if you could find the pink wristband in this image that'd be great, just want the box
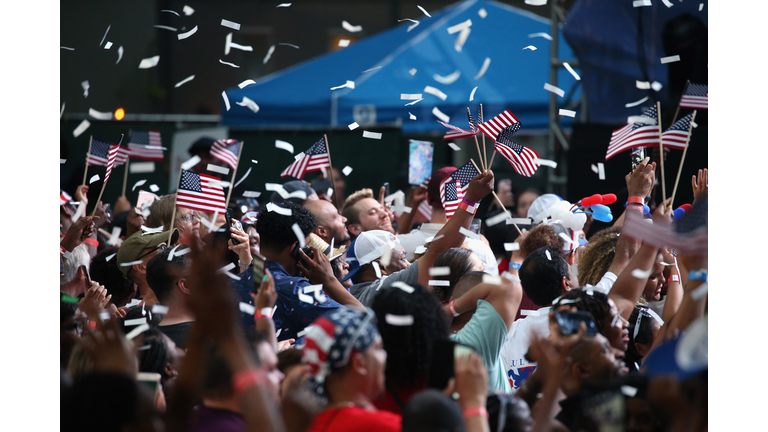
[449,300,460,317]
[463,407,488,419]
[232,369,266,397]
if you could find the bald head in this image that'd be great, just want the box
[303,199,350,245]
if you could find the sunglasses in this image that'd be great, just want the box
[136,242,167,261]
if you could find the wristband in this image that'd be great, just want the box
[232,369,266,397]
[60,245,72,259]
[238,259,252,269]
[627,196,644,205]
[509,262,522,270]
[254,307,273,321]
[688,270,707,282]
[671,274,679,282]
[449,300,460,317]
[462,197,478,207]
[83,238,99,247]
[459,198,479,215]
[462,407,488,419]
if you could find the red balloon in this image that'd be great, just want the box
[581,194,602,207]
[600,194,617,205]
[679,204,692,212]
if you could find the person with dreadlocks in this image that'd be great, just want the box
[370,282,451,414]
[624,305,663,372]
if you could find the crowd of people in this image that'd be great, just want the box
[59,135,708,432]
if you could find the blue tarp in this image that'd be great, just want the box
[221,0,579,133]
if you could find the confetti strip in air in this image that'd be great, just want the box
[660,55,680,64]
[174,75,195,88]
[544,83,564,97]
[429,267,451,276]
[559,109,576,117]
[221,19,241,30]
[362,131,382,139]
[385,314,414,326]
[563,62,581,80]
[177,26,198,40]
[139,56,160,69]
[474,57,491,79]
[73,120,91,137]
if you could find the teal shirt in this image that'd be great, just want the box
[450,299,512,394]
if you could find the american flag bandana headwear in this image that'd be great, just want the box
[302,307,378,398]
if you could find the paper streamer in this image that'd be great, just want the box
[277,3,291,7]
[116,46,124,64]
[151,304,169,314]
[234,167,251,188]
[263,45,275,64]
[559,109,576,117]
[89,174,100,184]
[433,70,461,85]
[485,211,511,227]
[174,75,195,88]
[598,163,605,180]
[338,39,350,47]
[149,184,160,193]
[544,83,564,97]
[362,131,382,139]
[478,8,487,18]
[474,57,491,80]
[348,122,359,130]
[385,314,414,326]
[89,108,113,120]
[342,20,362,32]
[409,112,417,120]
[154,25,177,31]
[239,302,256,315]
[183,5,194,15]
[432,107,450,123]
[331,80,355,90]
[126,323,150,340]
[181,155,201,170]
[139,56,160,69]
[625,96,649,108]
[266,202,292,216]
[221,19,241,30]
[506,217,532,225]
[292,223,306,248]
[177,26,198,40]
[222,91,231,111]
[219,59,240,68]
[660,55,680,64]
[454,28,471,52]
[533,158,558,168]
[429,267,451,276]
[503,242,520,251]
[448,143,461,151]
[401,94,423,100]
[242,191,261,198]
[563,62,581,80]
[621,385,639,397]
[207,164,230,175]
[428,280,450,286]
[238,79,257,89]
[631,268,653,279]
[545,250,552,261]
[459,227,480,240]
[275,140,294,153]
[342,166,353,176]
[482,275,502,285]
[424,86,447,100]
[690,282,708,300]
[392,282,415,294]
[523,45,537,51]
[73,119,91,137]
[469,86,478,101]
[528,32,552,40]
[447,19,472,34]
[130,162,155,173]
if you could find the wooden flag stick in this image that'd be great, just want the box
[670,79,690,125]
[488,148,497,169]
[169,168,183,244]
[224,141,244,210]
[480,104,488,169]
[471,134,486,171]
[90,134,124,217]
[82,136,93,186]
[121,129,132,197]
[469,158,522,235]
[323,134,342,210]
[670,110,697,207]
[656,102,667,205]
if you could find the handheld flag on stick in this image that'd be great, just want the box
[438,120,478,140]
[210,139,242,170]
[90,134,126,217]
[439,161,479,219]
[494,126,539,177]
[128,130,164,161]
[280,137,330,179]
[175,169,227,214]
[669,111,698,206]
[679,83,708,110]
[605,106,659,160]
[661,114,694,150]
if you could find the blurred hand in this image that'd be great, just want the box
[61,216,99,252]
[77,316,138,376]
[653,198,673,221]
[113,195,131,214]
[409,184,429,206]
[126,208,145,238]
[79,281,111,321]
[692,168,708,204]
[296,246,335,285]
[93,201,110,228]
[251,269,277,310]
[465,169,495,203]
[229,219,252,266]
[455,350,488,410]
[75,185,89,206]
[277,339,295,352]
[626,157,656,198]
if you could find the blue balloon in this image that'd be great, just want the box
[672,208,686,221]
[592,212,613,223]
[643,204,650,215]
[590,204,611,214]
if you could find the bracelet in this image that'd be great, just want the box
[83,238,99,247]
[462,197,478,207]
[671,275,679,282]
[60,245,72,259]
[232,368,266,397]
[509,262,522,270]
[462,406,488,419]
[449,299,460,317]
[688,270,707,282]
[253,307,273,321]
[459,198,479,215]
[627,196,644,205]
[238,259,252,269]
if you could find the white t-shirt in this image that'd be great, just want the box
[397,223,499,276]
[499,307,551,390]
[593,271,618,293]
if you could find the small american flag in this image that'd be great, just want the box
[605,106,660,161]
[176,169,227,214]
[679,83,707,109]
[210,139,242,170]
[87,138,129,167]
[661,114,693,150]
[440,161,479,218]
[468,108,479,134]
[478,109,521,140]
[495,126,540,177]
[438,121,478,140]
[280,137,330,179]
[128,130,164,161]
[416,199,432,221]
[103,143,122,185]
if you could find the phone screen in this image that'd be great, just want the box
[555,311,599,336]
[80,265,92,289]
[252,255,265,291]
[427,339,455,390]
[630,147,646,170]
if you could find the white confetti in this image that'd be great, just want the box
[277,3,292,7]
[545,250,552,261]
[138,55,160,69]
[459,227,479,240]
[81,81,90,98]
[429,267,451,276]
[598,163,605,180]
[348,122,359,130]
[372,261,382,278]
[219,59,240,68]
[651,81,663,91]
[221,91,231,111]
[362,131,382,139]
[405,99,423,106]
[338,39,350,47]
[385,314,414,326]
[182,5,194,15]
[130,162,155,173]
[107,227,122,246]
[242,191,261,198]
[234,167,252,188]
[428,280,450,286]
[99,24,111,47]
[239,302,256,315]
[469,86,478,101]
[379,242,393,267]
[636,81,651,89]
[544,83,565,97]
[126,323,150,340]
[563,62,581,80]
[181,155,201,170]
[236,96,259,113]
[486,211,511,226]
[105,253,116,262]
[506,217,531,225]
[217,262,237,274]
[221,19,241,30]
[632,0,652,6]
[149,184,160,193]
[88,108,112,120]
[447,19,472,34]
[591,164,598,173]
[525,0,548,5]
[362,66,382,73]
[409,68,417,76]
[690,282,708,300]
[559,109,576,117]
[154,25,177,32]
[292,223,306,247]
[61,46,74,50]
[266,202,292,216]
[151,304,169,315]
[474,57,491,80]
[207,164,230,175]
[504,242,520,251]
[454,28,471,52]
[621,385,638,397]
[342,20,362,32]
[177,25,198,40]
[140,225,164,235]
[60,158,66,164]
[478,8,487,18]
[523,45,537,51]
[417,5,431,17]
[482,275,502,285]
[131,179,147,192]
[631,267,653,279]
[303,284,323,294]
[326,188,333,198]
[263,45,275,64]
[104,41,113,49]
[533,158,557,168]
[625,96,649,108]
[424,86,447,101]
[342,166,353,176]
[88,174,100,184]
[501,271,520,283]
[161,9,179,16]
[433,70,461,85]
[330,80,355,90]
[401,94,423,100]
[409,112,416,120]
[432,107,450,123]
[174,75,195,88]
[698,3,703,11]
[279,43,299,49]
[528,32,552,40]
[114,46,124,65]
[392,282,415,294]
[628,115,656,125]
[448,142,461,151]
[521,310,540,316]
[415,245,428,255]
[60,103,65,118]
[660,55,680,64]
[236,80,257,90]
[71,202,86,222]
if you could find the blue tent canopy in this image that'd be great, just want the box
[221,0,579,133]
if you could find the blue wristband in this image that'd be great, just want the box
[688,270,707,282]
[509,262,522,270]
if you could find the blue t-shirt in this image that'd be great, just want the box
[266,260,342,341]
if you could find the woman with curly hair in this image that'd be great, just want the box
[576,226,621,286]
[371,282,450,415]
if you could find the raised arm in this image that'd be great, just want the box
[396,183,428,234]
[444,277,522,331]
[417,169,495,286]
